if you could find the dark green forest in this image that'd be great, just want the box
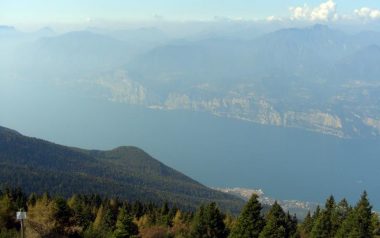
[0,188,378,238]
[0,126,243,213]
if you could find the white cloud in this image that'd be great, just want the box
[289,4,310,20]
[354,7,380,20]
[310,0,338,21]
[289,0,338,22]
[288,0,380,23]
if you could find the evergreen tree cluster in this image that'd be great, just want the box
[229,195,298,238]
[301,191,380,238]
[0,187,378,238]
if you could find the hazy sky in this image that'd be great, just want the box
[1,0,380,28]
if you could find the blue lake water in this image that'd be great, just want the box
[1,79,380,208]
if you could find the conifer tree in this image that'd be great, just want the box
[27,195,57,236]
[313,205,321,221]
[28,192,37,206]
[335,208,357,238]
[302,211,314,234]
[159,201,171,226]
[168,206,178,225]
[310,195,335,238]
[371,213,380,236]
[224,213,236,234]
[173,210,184,227]
[310,212,330,238]
[335,192,374,238]
[103,204,117,230]
[205,202,228,238]
[10,187,27,210]
[89,204,112,237]
[259,202,287,238]
[68,194,92,228]
[161,202,169,215]
[332,198,351,235]
[192,205,207,237]
[285,212,299,238]
[112,206,138,238]
[53,197,71,233]
[351,191,373,237]
[93,204,105,231]
[132,201,144,219]
[229,194,264,238]
[192,203,228,238]
[0,194,15,229]
[336,198,351,223]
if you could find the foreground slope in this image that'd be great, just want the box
[0,126,243,212]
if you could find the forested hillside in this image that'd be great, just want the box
[0,126,243,212]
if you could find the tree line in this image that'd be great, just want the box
[0,187,378,238]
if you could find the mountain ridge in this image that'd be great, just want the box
[0,125,244,212]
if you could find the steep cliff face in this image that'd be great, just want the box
[92,74,366,138]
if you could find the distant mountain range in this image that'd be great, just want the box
[117,24,380,138]
[2,24,380,138]
[0,126,244,212]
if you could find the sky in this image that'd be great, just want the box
[1,0,380,29]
